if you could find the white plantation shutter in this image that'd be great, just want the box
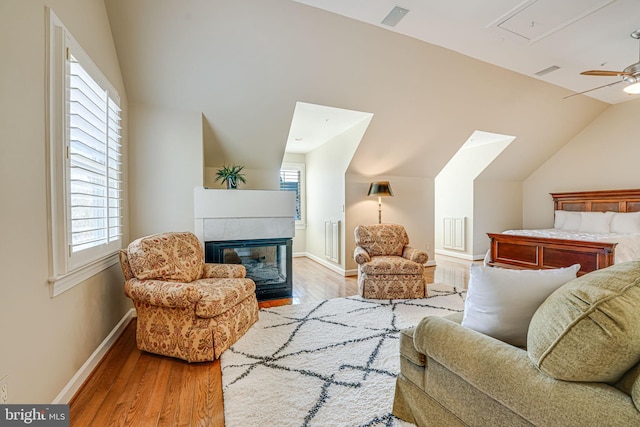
[279,168,300,220]
[280,163,305,227]
[68,53,122,253]
[46,8,124,296]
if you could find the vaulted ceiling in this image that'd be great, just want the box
[105,0,609,181]
[294,0,640,104]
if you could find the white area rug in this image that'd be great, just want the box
[221,283,465,427]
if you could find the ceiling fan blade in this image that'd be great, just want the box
[580,70,631,77]
[563,80,624,99]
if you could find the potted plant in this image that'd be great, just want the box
[214,164,246,189]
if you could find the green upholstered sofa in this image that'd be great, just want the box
[393,261,640,426]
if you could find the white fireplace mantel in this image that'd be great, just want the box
[194,186,296,242]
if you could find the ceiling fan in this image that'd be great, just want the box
[565,29,640,99]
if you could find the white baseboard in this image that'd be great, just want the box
[53,308,137,404]
[304,252,347,276]
[435,249,486,261]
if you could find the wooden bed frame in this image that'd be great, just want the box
[487,189,640,275]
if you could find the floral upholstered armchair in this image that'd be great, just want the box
[119,231,259,362]
[354,224,428,299]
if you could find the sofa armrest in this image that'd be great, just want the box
[124,278,200,307]
[413,316,640,426]
[354,246,370,264]
[402,246,428,264]
[202,263,246,279]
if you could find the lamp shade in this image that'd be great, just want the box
[368,181,394,197]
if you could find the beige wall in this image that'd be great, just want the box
[473,180,522,257]
[129,104,203,239]
[523,98,640,227]
[345,175,434,273]
[0,0,130,403]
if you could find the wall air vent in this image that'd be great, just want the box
[382,6,409,27]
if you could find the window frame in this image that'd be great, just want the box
[46,9,123,297]
[280,163,306,229]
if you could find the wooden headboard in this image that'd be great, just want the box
[552,189,640,213]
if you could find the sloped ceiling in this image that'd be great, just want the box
[105,0,608,181]
[293,0,640,105]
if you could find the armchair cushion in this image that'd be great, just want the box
[528,261,640,383]
[359,256,423,275]
[194,278,257,317]
[127,231,204,282]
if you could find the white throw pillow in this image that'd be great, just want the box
[461,264,580,346]
[610,212,640,234]
[578,211,613,234]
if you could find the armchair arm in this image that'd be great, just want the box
[124,278,200,308]
[402,246,428,264]
[202,263,246,279]
[354,246,371,265]
[413,316,639,426]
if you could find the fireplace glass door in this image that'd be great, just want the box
[205,238,292,301]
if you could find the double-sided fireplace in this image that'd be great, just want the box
[194,187,296,302]
[205,238,292,301]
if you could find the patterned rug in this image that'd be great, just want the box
[220,283,465,427]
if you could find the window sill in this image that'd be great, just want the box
[48,252,120,297]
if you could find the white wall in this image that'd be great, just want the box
[0,0,131,403]
[434,139,512,259]
[524,99,640,228]
[129,104,203,239]
[282,152,307,255]
[306,121,368,270]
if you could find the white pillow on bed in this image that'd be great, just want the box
[462,264,580,347]
[610,212,640,234]
[578,211,614,233]
[560,212,581,231]
[553,210,566,229]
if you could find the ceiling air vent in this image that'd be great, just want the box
[535,65,561,76]
[381,6,409,27]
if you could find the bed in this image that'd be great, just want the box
[487,189,640,275]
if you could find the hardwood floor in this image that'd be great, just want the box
[69,256,471,426]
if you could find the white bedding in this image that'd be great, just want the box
[500,228,640,264]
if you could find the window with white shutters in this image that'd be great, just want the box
[280,163,305,228]
[68,53,122,254]
[47,9,123,296]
